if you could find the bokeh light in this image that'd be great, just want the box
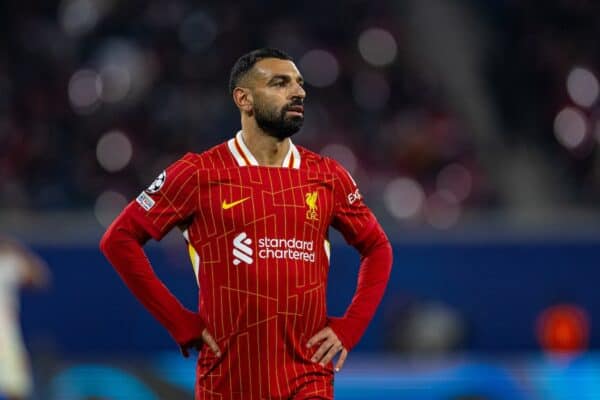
[68,69,101,113]
[96,130,133,172]
[352,71,390,111]
[436,163,472,202]
[424,191,461,229]
[94,190,128,228]
[566,67,599,108]
[393,302,465,353]
[553,107,588,150]
[178,11,218,53]
[98,65,131,103]
[595,121,600,144]
[384,177,425,219]
[320,144,358,174]
[94,39,157,103]
[536,304,589,355]
[299,49,340,88]
[358,28,397,67]
[59,0,100,36]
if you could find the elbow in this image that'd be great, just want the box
[384,239,393,272]
[357,223,393,259]
[100,216,123,258]
[99,209,132,257]
[374,236,393,274]
[99,212,149,259]
[383,234,392,257]
[99,227,114,258]
[372,232,394,278]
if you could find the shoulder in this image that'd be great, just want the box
[155,141,230,187]
[298,145,353,179]
[297,145,337,174]
[296,145,321,162]
[179,141,235,170]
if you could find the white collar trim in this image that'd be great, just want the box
[227,130,301,169]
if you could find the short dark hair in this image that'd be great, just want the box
[228,48,293,95]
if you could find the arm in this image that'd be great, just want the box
[307,223,392,370]
[99,206,205,348]
[99,154,220,356]
[327,222,393,350]
[307,159,393,370]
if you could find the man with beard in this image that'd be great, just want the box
[100,48,393,399]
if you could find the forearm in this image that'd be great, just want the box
[328,223,393,350]
[99,212,204,345]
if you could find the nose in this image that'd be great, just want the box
[292,82,306,100]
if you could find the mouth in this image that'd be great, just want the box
[286,105,304,116]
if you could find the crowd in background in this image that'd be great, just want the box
[2,3,600,398]
[1,0,600,230]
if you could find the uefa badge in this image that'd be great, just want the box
[146,171,166,193]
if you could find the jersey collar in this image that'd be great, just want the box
[227,130,301,169]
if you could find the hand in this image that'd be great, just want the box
[180,328,221,358]
[306,327,348,372]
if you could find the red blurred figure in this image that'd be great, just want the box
[536,303,589,356]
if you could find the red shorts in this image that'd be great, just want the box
[292,377,333,399]
[195,374,334,399]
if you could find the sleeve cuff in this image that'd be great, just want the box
[327,316,355,350]
[171,310,206,346]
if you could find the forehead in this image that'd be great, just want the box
[252,58,302,81]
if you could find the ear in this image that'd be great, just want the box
[233,87,253,113]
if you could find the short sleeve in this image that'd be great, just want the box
[330,159,378,245]
[128,153,199,241]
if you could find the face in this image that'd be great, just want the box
[248,58,306,139]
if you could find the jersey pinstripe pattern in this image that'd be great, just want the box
[129,132,377,400]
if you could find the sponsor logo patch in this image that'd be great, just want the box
[232,232,316,266]
[233,232,253,266]
[136,191,156,211]
[347,188,362,205]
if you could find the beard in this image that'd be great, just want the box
[253,98,304,140]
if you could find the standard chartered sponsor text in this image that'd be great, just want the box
[257,237,315,262]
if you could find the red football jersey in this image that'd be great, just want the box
[129,131,378,399]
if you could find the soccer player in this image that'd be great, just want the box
[100,48,393,400]
[0,238,49,400]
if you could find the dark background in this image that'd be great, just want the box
[3,0,600,398]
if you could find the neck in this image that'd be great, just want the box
[240,119,290,167]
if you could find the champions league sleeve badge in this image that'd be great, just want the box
[146,170,166,194]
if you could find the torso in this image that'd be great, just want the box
[186,143,338,398]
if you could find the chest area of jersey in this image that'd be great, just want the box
[196,168,334,238]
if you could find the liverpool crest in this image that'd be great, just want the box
[305,191,319,221]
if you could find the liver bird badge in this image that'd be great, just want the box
[305,191,319,221]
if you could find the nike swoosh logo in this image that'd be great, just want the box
[222,197,250,210]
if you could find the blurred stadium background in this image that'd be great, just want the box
[2,0,600,398]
